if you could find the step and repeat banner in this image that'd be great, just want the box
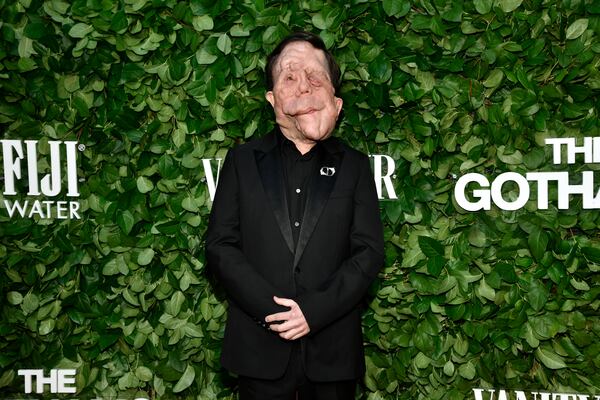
[1,1,599,399]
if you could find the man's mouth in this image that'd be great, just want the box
[293,108,318,116]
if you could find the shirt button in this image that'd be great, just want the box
[294,221,300,227]
[296,188,301,193]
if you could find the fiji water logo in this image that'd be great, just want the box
[1,139,82,219]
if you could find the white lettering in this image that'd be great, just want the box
[18,369,38,394]
[3,200,81,219]
[490,172,530,211]
[4,200,28,217]
[57,369,77,394]
[65,141,80,196]
[70,201,81,219]
[525,172,562,209]
[514,391,528,400]
[40,140,62,196]
[1,139,23,195]
[456,171,600,211]
[454,173,490,211]
[25,140,40,195]
[473,389,598,400]
[545,137,600,164]
[202,158,222,202]
[56,201,68,219]
[371,154,398,200]
[27,200,45,218]
[17,369,76,394]
[1,139,80,199]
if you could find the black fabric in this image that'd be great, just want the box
[238,343,356,400]
[206,129,384,381]
[279,133,321,246]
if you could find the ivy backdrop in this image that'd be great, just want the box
[1,0,599,399]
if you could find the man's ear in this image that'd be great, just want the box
[335,97,343,117]
[265,91,275,108]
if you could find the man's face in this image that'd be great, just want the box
[266,41,343,148]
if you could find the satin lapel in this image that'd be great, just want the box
[293,148,344,268]
[255,145,295,254]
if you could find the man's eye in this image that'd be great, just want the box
[286,75,295,81]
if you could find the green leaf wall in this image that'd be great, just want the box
[1,0,599,399]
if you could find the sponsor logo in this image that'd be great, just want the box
[455,137,600,211]
[8,369,148,400]
[200,154,399,201]
[473,388,600,400]
[1,140,82,219]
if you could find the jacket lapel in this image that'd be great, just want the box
[293,139,344,268]
[255,132,295,254]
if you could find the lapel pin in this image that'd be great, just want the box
[320,167,335,177]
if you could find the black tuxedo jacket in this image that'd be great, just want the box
[205,129,384,381]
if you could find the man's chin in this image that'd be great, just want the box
[297,127,331,142]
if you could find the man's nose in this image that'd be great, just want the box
[296,75,311,95]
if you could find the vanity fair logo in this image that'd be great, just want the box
[473,388,600,400]
[200,154,399,201]
[1,140,82,219]
[455,137,600,211]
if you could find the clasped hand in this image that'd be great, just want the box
[265,296,310,340]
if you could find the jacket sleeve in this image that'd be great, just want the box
[205,149,286,322]
[295,154,384,333]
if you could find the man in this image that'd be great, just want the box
[205,31,384,400]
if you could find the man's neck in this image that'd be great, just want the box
[279,129,324,155]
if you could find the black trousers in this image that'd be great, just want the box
[238,343,357,400]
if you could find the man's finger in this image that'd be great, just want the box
[273,296,295,307]
[265,311,291,323]
[270,314,305,330]
[280,327,308,341]
[279,328,300,340]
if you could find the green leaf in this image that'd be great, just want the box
[117,211,135,235]
[68,22,93,38]
[63,75,80,92]
[192,15,214,31]
[566,19,588,40]
[527,279,548,311]
[173,364,195,393]
[528,227,548,261]
[39,319,55,335]
[427,256,446,277]
[570,277,590,291]
[483,69,504,88]
[581,246,600,263]
[167,291,185,316]
[368,54,393,84]
[418,236,444,257]
[217,34,232,55]
[7,292,23,305]
[473,0,492,14]
[22,293,39,314]
[476,279,496,301]
[136,176,154,193]
[458,361,476,379]
[196,49,218,65]
[443,360,455,376]
[499,0,523,12]
[135,366,153,382]
[110,10,128,32]
[535,347,567,369]
[382,0,410,17]
[137,248,155,266]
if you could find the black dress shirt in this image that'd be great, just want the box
[279,133,321,247]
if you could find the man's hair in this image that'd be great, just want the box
[265,31,342,96]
